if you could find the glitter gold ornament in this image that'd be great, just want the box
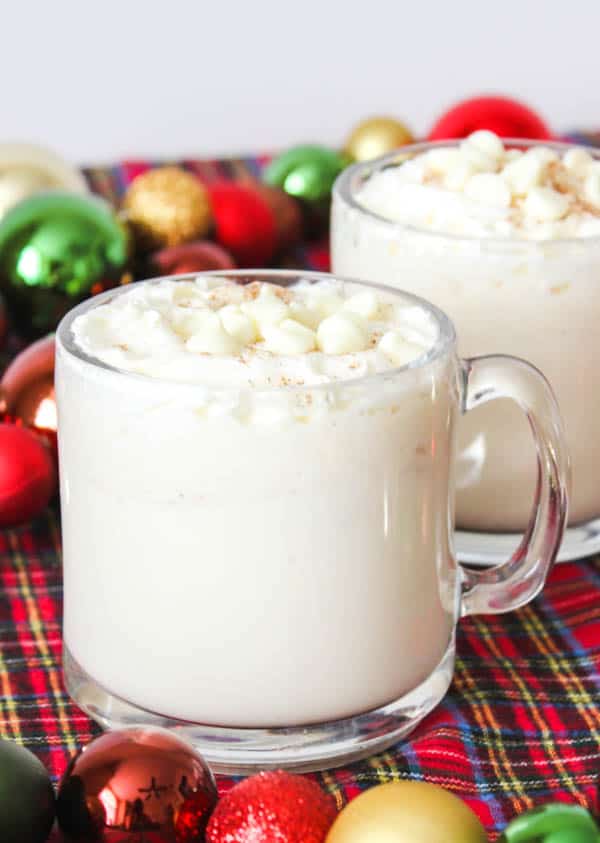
[56,727,218,842]
[343,116,415,162]
[123,166,212,251]
[325,781,487,843]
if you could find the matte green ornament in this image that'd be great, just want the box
[0,738,55,843]
[499,804,600,843]
[263,145,348,203]
[0,191,129,336]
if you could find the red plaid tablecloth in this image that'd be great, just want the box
[1,149,599,840]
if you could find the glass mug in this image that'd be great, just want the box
[332,140,599,563]
[56,270,569,773]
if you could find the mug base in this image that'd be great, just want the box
[63,640,455,774]
[456,517,600,567]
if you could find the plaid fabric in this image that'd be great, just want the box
[0,149,599,841]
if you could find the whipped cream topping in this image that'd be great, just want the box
[356,131,600,239]
[70,277,437,388]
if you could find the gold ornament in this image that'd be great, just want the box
[343,116,415,162]
[123,166,212,250]
[325,781,488,843]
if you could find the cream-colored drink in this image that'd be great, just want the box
[57,276,458,727]
[332,133,600,530]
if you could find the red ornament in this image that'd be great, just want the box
[249,181,304,253]
[0,335,57,456]
[428,95,553,141]
[206,770,336,843]
[0,424,55,528]
[56,727,218,842]
[208,182,277,266]
[150,241,236,276]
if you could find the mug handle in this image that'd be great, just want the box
[459,355,570,617]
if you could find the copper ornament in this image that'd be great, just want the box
[0,334,56,453]
[56,727,218,842]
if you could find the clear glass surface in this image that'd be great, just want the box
[332,140,600,561]
[57,270,569,771]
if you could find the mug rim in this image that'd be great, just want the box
[333,137,600,248]
[56,269,457,395]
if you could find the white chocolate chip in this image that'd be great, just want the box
[522,186,570,222]
[582,162,600,208]
[186,311,243,354]
[261,318,317,354]
[241,287,289,337]
[563,147,594,175]
[502,150,547,194]
[443,159,475,191]
[343,290,379,320]
[219,305,257,345]
[423,147,463,175]
[461,131,505,169]
[459,132,505,174]
[464,173,511,207]
[317,312,368,354]
[378,331,425,366]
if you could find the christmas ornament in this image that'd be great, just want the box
[0,292,6,346]
[343,116,415,161]
[264,145,348,204]
[428,95,552,141]
[150,241,236,276]
[0,335,56,454]
[123,166,212,251]
[56,726,217,842]
[0,424,55,528]
[208,182,277,266]
[498,803,600,843]
[249,181,304,253]
[325,781,487,843]
[206,770,336,843]
[0,738,55,843]
[0,141,88,221]
[0,192,129,336]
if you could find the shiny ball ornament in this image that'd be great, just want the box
[0,335,56,454]
[206,770,336,843]
[343,116,415,162]
[208,182,277,266]
[123,166,212,251]
[428,95,552,141]
[0,738,55,843]
[264,145,348,204]
[0,424,55,528]
[56,727,218,842]
[498,803,600,843]
[250,181,304,253]
[150,240,236,276]
[0,192,129,336]
[325,781,487,843]
[0,141,89,221]
[0,292,6,346]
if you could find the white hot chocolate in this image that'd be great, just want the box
[57,276,459,727]
[332,133,600,530]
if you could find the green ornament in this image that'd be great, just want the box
[0,191,129,336]
[263,145,348,203]
[0,738,55,843]
[499,804,600,843]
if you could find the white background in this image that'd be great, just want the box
[3,0,599,164]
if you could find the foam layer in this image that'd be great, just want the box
[71,277,437,387]
[356,132,600,239]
